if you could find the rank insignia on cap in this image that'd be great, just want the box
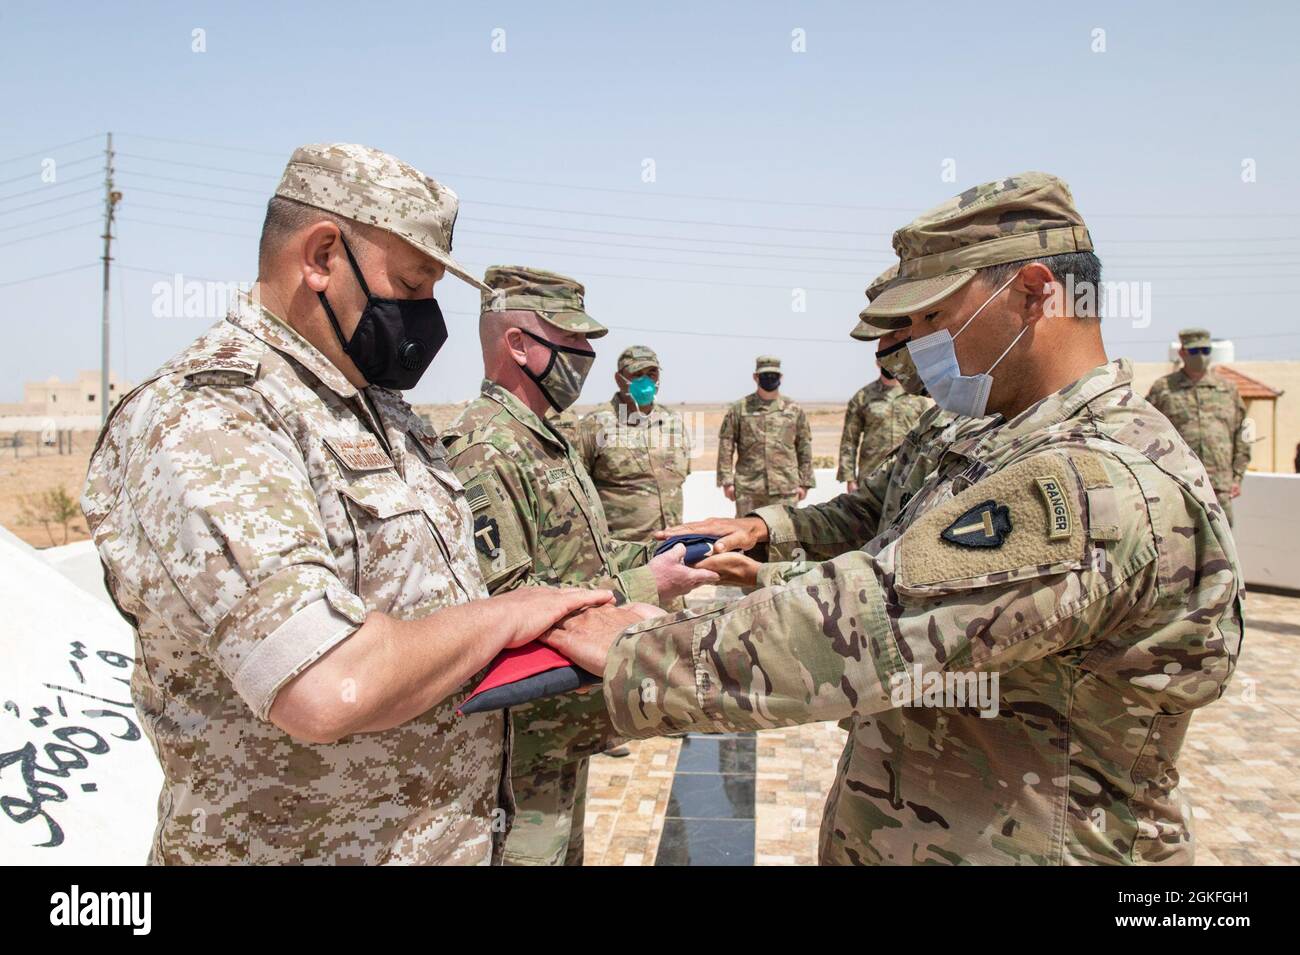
[473,515,501,558]
[941,500,1012,548]
[1035,477,1072,540]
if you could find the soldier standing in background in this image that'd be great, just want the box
[837,358,932,493]
[1146,328,1250,524]
[80,144,614,865]
[577,345,691,547]
[717,356,814,517]
[442,266,713,866]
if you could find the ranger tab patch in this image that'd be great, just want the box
[941,500,1012,549]
[1035,476,1072,540]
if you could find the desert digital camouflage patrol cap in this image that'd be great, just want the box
[1179,327,1212,347]
[274,143,487,291]
[480,265,607,338]
[618,345,659,375]
[755,355,781,373]
[863,172,1094,319]
[851,263,905,340]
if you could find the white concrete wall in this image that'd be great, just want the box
[682,468,846,522]
[1235,473,1300,592]
[0,531,161,864]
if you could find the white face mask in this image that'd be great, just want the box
[906,273,1024,418]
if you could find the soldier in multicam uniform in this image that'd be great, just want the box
[544,173,1244,866]
[576,345,692,547]
[442,267,713,866]
[837,363,931,493]
[717,356,815,517]
[80,144,614,865]
[1146,328,1251,524]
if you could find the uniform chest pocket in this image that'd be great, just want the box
[336,470,437,601]
[770,413,797,447]
[739,413,767,445]
[599,445,645,483]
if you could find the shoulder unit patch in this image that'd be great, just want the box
[940,500,1012,549]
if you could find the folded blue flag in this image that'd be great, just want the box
[653,534,720,565]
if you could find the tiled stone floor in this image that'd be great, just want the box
[585,589,1299,865]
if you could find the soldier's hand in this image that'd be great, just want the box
[795,487,808,502]
[694,551,761,588]
[493,586,617,649]
[723,483,736,501]
[648,543,719,601]
[846,481,858,494]
[542,603,665,676]
[655,516,768,555]
[1230,482,1242,499]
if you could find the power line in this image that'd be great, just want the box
[0,133,104,167]
[120,185,265,208]
[0,169,104,203]
[0,262,98,289]
[116,132,285,159]
[0,219,100,249]
[462,198,894,236]
[116,168,269,195]
[0,153,100,188]
[116,152,277,179]
[0,186,101,217]
[0,202,102,233]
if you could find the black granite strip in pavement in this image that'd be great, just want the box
[655,733,756,866]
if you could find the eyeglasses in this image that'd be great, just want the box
[1186,346,1212,355]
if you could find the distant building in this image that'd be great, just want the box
[23,371,133,416]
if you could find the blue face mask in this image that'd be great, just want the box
[907,273,1022,418]
[627,374,657,408]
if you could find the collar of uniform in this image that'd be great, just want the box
[748,391,783,411]
[481,378,564,447]
[609,392,660,417]
[955,359,1133,461]
[1172,368,1222,390]
[226,296,358,398]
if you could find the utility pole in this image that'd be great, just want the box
[100,132,122,425]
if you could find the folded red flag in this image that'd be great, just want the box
[457,643,598,715]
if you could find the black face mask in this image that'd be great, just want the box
[317,235,447,390]
[757,372,782,392]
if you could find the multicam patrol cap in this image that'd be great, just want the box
[480,265,607,338]
[274,143,487,291]
[755,355,782,373]
[618,345,660,375]
[862,172,1094,319]
[1179,327,1213,348]
[851,263,903,340]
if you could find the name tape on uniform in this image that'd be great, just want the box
[325,435,393,472]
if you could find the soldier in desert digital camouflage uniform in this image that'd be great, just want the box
[1146,328,1251,524]
[576,345,692,547]
[442,267,712,866]
[717,356,814,517]
[80,144,612,865]
[546,173,1244,866]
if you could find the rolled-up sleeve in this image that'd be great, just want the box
[123,384,367,720]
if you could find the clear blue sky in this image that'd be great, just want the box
[1,0,1297,406]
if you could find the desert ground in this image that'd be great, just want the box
[0,400,851,549]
